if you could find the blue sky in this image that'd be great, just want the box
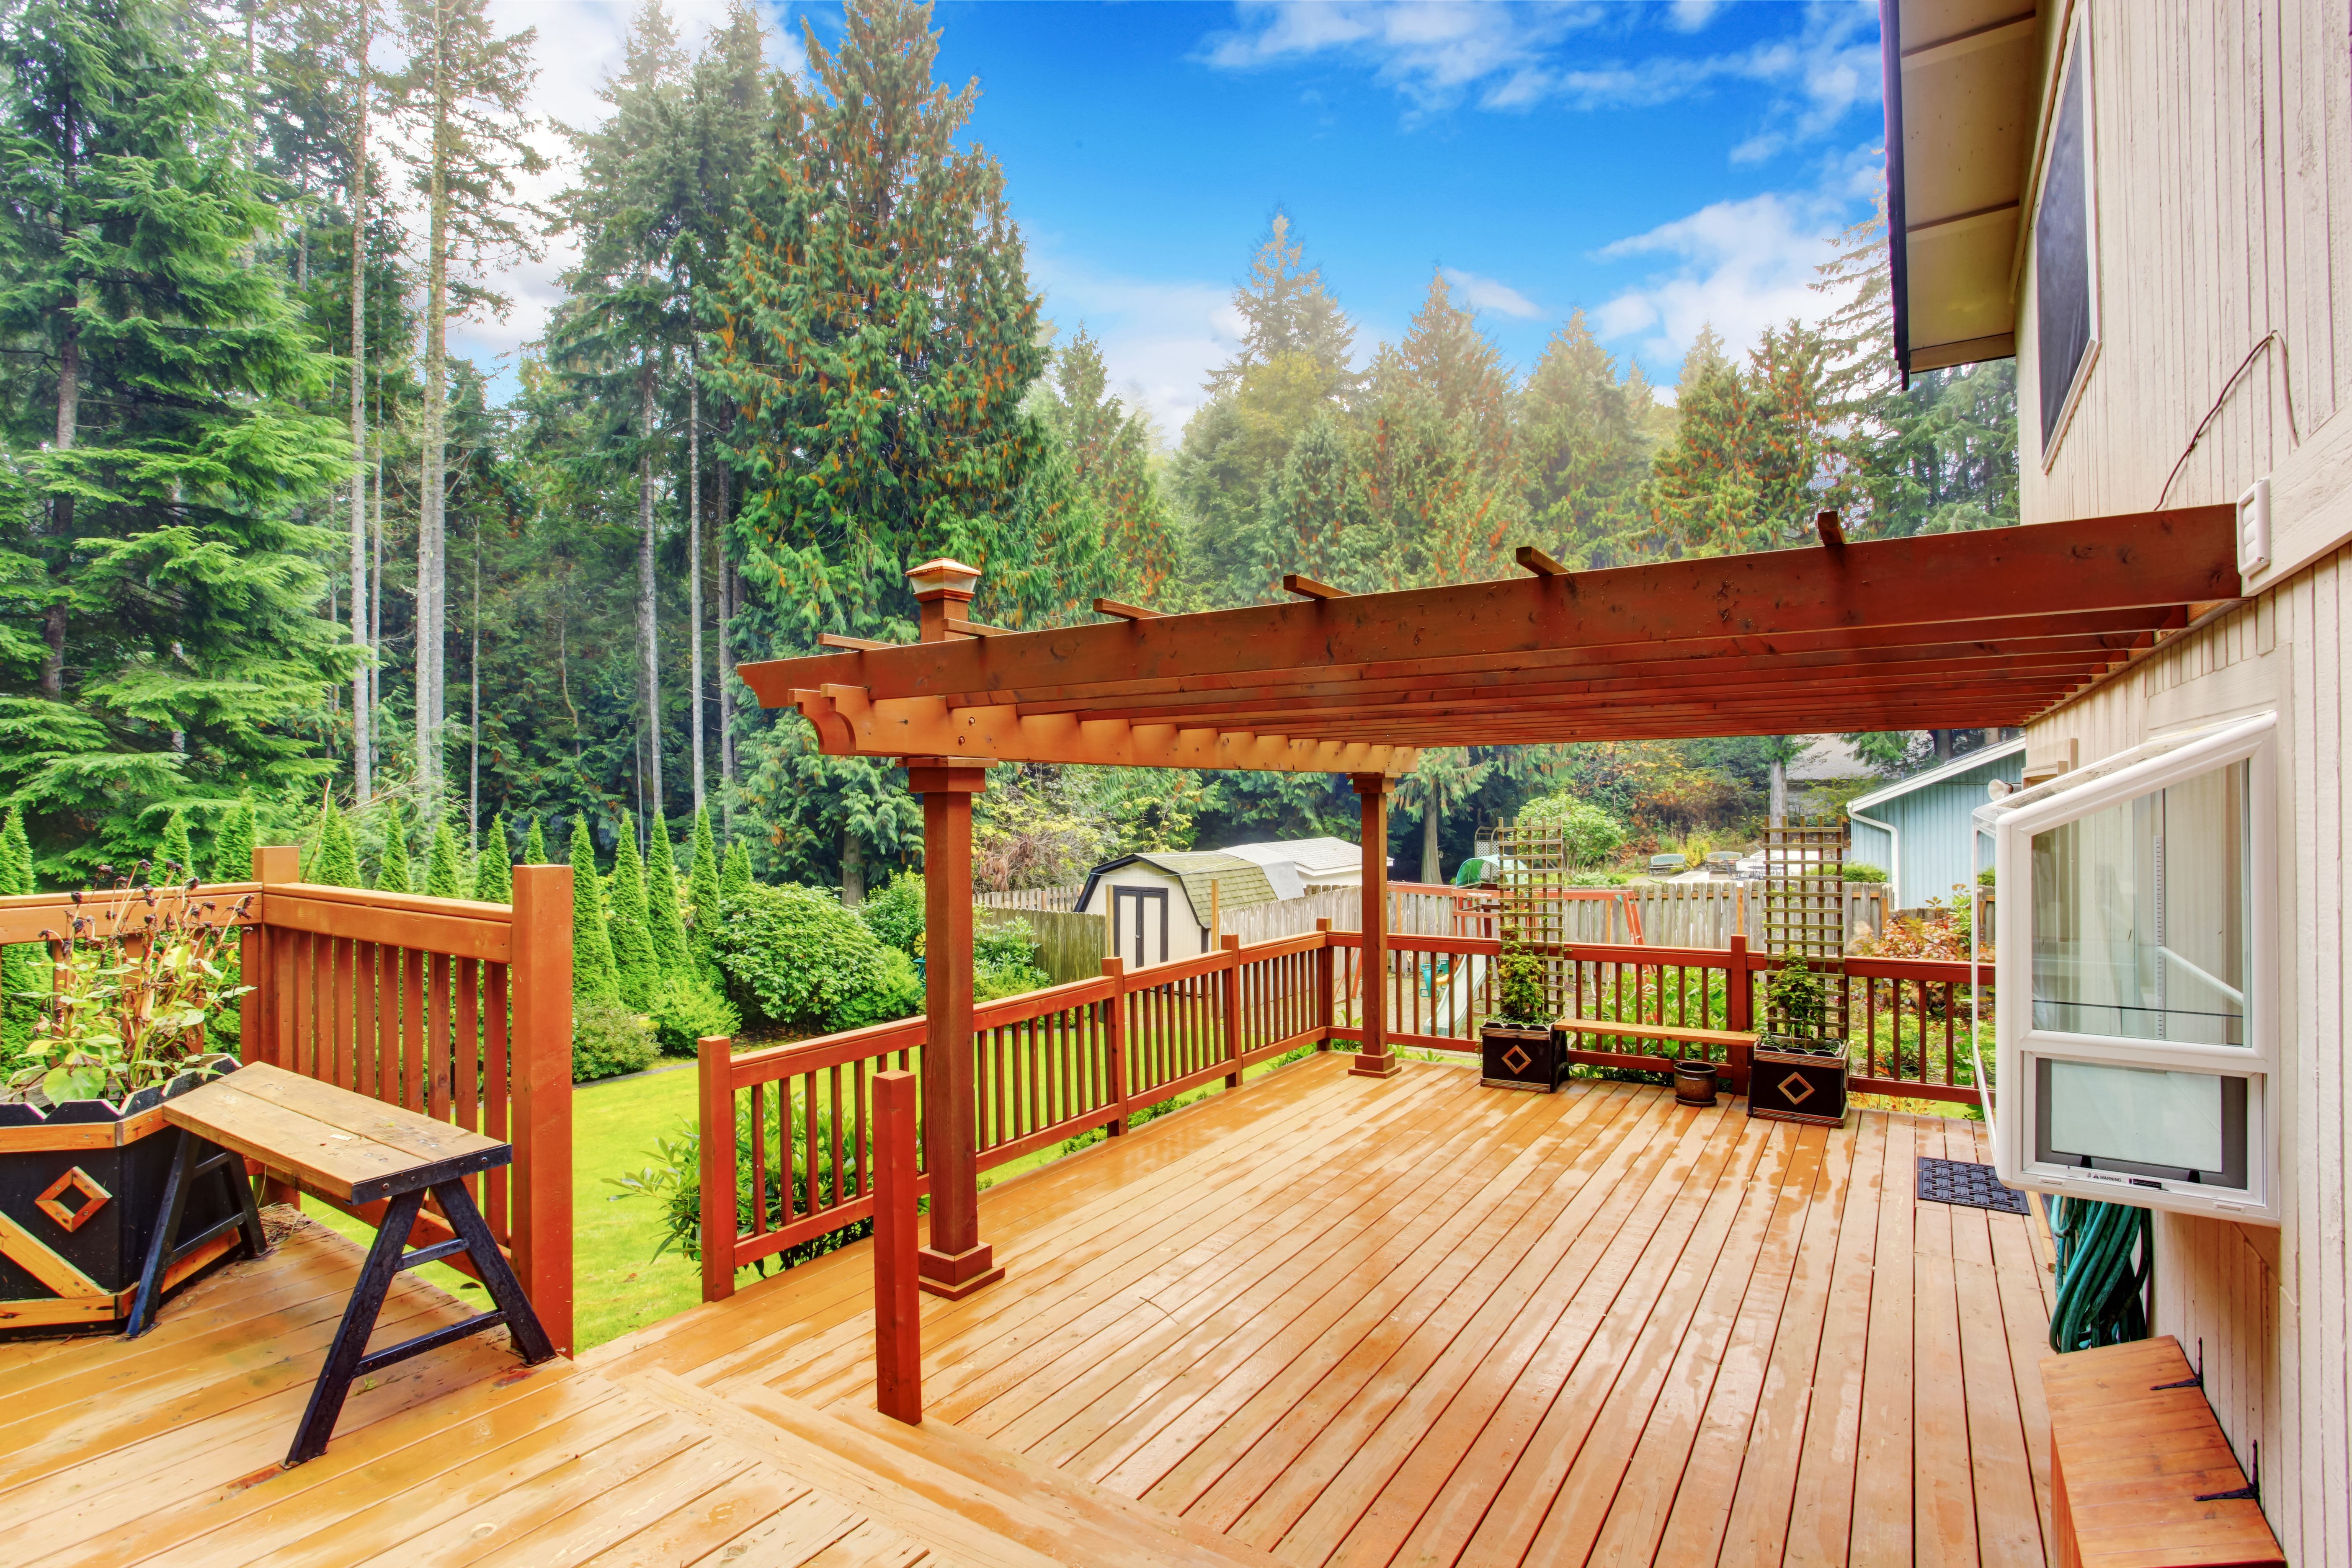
[479,0,1888,441]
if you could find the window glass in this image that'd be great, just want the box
[2046,1060,2225,1171]
[2037,41,2094,451]
[2030,761,2248,1045]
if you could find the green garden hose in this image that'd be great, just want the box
[2048,1195,2152,1352]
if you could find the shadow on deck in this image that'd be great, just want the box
[0,1053,2055,1566]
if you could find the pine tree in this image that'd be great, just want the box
[606,813,657,1009]
[523,816,548,865]
[425,820,465,897]
[720,838,752,905]
[0,808,39,1055]
[156,808,196,885]
[211,795,257,884]
[1522,312,1648,568]
[376,800,413,891]
[0,0,358,874]
[389,0,545,793]
[643,814,689,981]
[1250,414,1377,597]
[472,810,513,902]
[313,799,361,888]
[1361,271,1521,588]
[713,0,1049,644]
[567,816,621,1004]
[686,805,721,978]
[1207,211,1357,399]
[1044,326,1176,599]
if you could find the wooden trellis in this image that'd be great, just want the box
[1762,818,1847,1041]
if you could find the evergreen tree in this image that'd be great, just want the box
[686,805,720,977]
[566,815,621,1004]
[1044,326,1176,599]
[1206,211,1357,399]
[472,810,513,902]
[1247,413,1378,598]
[0,0,358,875]
[313,799,361,888]
[156,808,196,884]
[425,820,465,897]
[1360,271,1521,588]
[523,815,548,865]
[211,794,257,884]
[607,812,657,1008]
[0,808,39,1055]
[1521,312,1648,568]
[712,0,1051,643]
[643,813,688,980]
[376,799,413,891]
[720,837,752,905]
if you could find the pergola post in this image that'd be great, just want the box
[903,558,1002,1300]
[1351,773,1397,1079]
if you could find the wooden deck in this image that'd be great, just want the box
[593,1053,2061,1567]
[0,1053,2057,1566]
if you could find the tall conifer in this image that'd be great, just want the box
[376,800,413,892]
[313,800,361,888]
[566,817,621,1005]
[472,810,513,902]
[0,809,38,1054]
[643,815,688,981]
[425,820,464,897]
[211,796,257,884]
[720,838,752,905]
[686,806,721,978]
[157,809,196,884]
[607,813,656,1008]
[524,817,548,865]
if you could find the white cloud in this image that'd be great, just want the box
[1199,0,1880,150]
[1441,266,1542,320]
[1027,247,1243,446]
[1593,190,1842,370]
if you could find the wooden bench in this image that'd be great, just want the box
[1555,1018,1757,1091]
[2043,1335,2284,1568]
[127,1063,557,1466]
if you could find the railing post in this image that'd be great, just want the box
[1315,918,1333,1049]
[874,1068,921,1424]
[510,863,575,1357]
[1219,934,1243,1089]
[698,1035,737,1302]
[1725,933,1753,1098]
[250,846,302,1210]
[1102,955,1129,1134]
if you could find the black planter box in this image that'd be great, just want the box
[1480,1023,1563,1093]
[0,1056,244,1335]
[1748,1037,1849,1127]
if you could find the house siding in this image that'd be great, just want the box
[2011,3,2352,1556]
[1847,758,2025,908]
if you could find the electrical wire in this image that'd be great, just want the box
[2152,330,2303,512]
[2048,1194,2152,1352]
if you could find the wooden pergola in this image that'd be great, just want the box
[738,503,2240,1299]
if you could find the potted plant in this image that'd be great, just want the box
[1749,959,1850,1126]
[1480,930,1562,1092]
[0,869,254,1334]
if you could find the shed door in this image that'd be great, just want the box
[1110,885,1169,968]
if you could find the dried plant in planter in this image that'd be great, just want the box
[3,866,253,1106]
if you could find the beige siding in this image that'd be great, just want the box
[2014,7,2352,1554]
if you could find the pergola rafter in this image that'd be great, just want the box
[734,504,2243,1302]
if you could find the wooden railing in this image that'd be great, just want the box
[694,924,1985,1296]
[0,848,576,1352]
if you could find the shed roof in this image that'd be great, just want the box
[742,509,2239,772]
[1212,837,1362,875]
[1078,851,1279,928]
[1847,736,2030,812]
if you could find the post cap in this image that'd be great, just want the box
[905,558,983,601]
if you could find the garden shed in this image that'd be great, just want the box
[1074,849,1279,968]
[1844,737,2025,908]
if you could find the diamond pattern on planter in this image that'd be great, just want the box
[36,1167,111,1233]
[1776,1072,1817,1106]
[1501,1044,1532,1075]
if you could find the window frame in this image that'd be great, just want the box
[1988,713,2278,1223]
[2034,8,2102,471]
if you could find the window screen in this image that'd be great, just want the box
[2036,46,2094,452]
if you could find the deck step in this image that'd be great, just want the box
[624,1369,1271,1568]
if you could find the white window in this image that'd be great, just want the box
[1978,714,2277,1222]
[2035,12,2099,467]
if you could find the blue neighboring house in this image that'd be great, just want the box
[1844,738,2026,910]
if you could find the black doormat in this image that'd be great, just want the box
[1916,1157,2031,1215]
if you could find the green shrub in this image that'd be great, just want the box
[715,882,920,1032]
[609,1098,881,1278]
[973,918,1048,1001]
[860,869,925,954]
[648,977,741,1057]
[1841,862,1889,883]
[573,1000,657,1081]
[1516,794,1630,867]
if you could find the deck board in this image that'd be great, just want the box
[9,1052,2050,1568]
[635,1055,2051,1567]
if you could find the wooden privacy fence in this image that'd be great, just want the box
[695,921,1981,1297]
[0,848,575,1353]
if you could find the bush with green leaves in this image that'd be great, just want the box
[1840,862,1888,883]
[647,976,742,1057]
[714,882,921,1032]
[1515,794,1631,867]
[609,1097,876,1278]
[972,918,1049,1001]
[860,869,925,954]
[572,999,658,1081]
